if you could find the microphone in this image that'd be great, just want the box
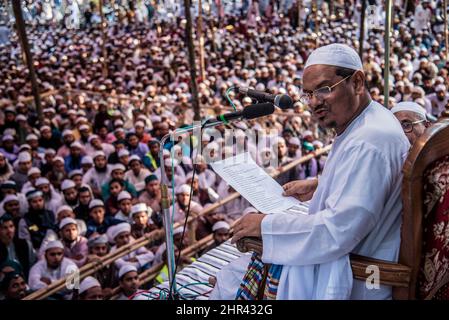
[237,87,294,109]
[215,102,275,123]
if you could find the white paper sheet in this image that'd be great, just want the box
[210,153,308,215]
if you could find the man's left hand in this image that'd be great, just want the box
[231,213,266,244]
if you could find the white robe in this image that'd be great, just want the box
[261,101,410,299]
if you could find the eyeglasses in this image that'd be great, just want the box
[299,74,354,105]
[400,119,426,133]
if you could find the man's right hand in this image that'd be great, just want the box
[282,178,318,202]
[40,277,52,285]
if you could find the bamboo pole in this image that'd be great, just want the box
[383,0,392,108]
[197,0,206,82]
[184,0,201,121]
[23,146,331,300]
[359,0,367,59]
[11,0,43,123]
[99,0,108,78]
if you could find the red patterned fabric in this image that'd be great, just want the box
[418,156,449,299]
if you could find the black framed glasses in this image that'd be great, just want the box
[299,74,353,105]
[400,119,426,133]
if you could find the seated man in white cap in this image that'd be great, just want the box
[115,264,142,300]
[287,137,302,160]
[59,179,79,209]
[124,155,151,193]
[28,240,79,299]
[77,276,104,300]
[200,221,232,255]
[86,234,118,298]
[114,191,134,222]
[173,184,203,224]
[35,177,62,214]
[154,158,187,187]
[10,152,33,191]
[20,167,41,195]
[18,190,58,250]
[231,43,410,300]
[391,101,431,145]
[425,83,449,117]
[108,222,155,271]
[81,151,113,198]
[130,203,159,246]
[100,163,138,201]
[85,199,122,238]
[59,217,88,267]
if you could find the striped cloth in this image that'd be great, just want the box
[142,202,310,300]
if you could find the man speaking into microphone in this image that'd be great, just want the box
[229,44,410,300]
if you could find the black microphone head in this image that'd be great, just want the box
[274,94,294,109]
[242,103,275,120]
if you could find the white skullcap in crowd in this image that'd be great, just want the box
[18,152,31,163]
[27,167,41,177]
[89,199,104,210]
[108,223,131,242]
[81,156,93,165]
[118,149,130,157]
[118,264,137,279]
[117,191,132,202]
[92,151,106,159]
[242,207,258,215]
[35,177,50,186]
[45,240,64,251]
[78,276,101,294]
[175,184,191,195]
[68,169,83,178]
[129,155,141,163]
[3,194,19,203]
[56,205,73,217]
[212,221,231,232]
[305,43,363,71]
[131,203,150,216]
[61,179,76,191]
[173,226,184,236]
[391,101,427,119]
[288,137,301,146]
[59,217,78,230]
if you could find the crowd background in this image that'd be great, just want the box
[1,0,449,300]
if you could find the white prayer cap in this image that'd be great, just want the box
[79,276,101,294]
[87,234,108,247]
[79,124,90,131]
[176,184,191,195]
[40,125,51,133]
[27,167,41,176]
[109,223,131,242]
[435,84,446,92]
[112,163,126,172]
[118,264,137,279]
[68,169,83,178]
[131,203,150,216]
[19,144,31,152]
[26,134,38,141]
[303,130,313,137]
[88,135,99,143]
[164,158,179,167]
[81,156,93,165]
[118,191,132,202]
[56,205,73,217]
[61,179,76,191]
[2,134,14,142]
[45,240,64,251]
[18,152,31,163]
[59,217,78,230]
[212,221,231,232]
[243,207,258,215]
[35,177,50,186]
[16,115,27,122]
[304,43,363,71]
[53,156,65,164]
[70,141,83,149]
[135,121,145,128]
[92,151,106,159]
[129,155,141,163]
[391,101,426,118]
[45,148,56,155]
[62,129,74,137]
[185,171,198,181]
[3,194,19,204]
[288,137,300,146]
[313,140,324,149]
[118,149,130,157]
[89,199,104,210]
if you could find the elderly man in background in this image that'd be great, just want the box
[391,101,432,146]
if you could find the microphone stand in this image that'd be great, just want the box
[158,119,225,300]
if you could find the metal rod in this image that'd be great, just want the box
[198,0,206,81]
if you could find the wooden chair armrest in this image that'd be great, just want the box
[237,237,411,287]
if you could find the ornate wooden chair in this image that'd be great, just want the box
[237,119,449,300]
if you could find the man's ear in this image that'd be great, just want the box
[353,70,365,95]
